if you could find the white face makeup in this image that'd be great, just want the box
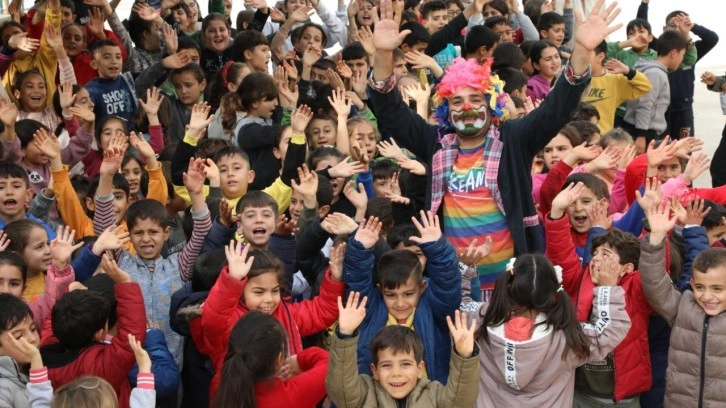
[449,105,489,137]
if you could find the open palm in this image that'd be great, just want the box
[575,0,622,52]
[373,0,410,51]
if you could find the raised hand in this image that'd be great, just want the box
[593,252,621,286]
[290,5,313,23]
[681,198,711,226]
[129,132,155,161]
[377,138,407,161]
[163,50,191,69]
[183,157,206,195]
[357,25,376,57]
[573,0,622,52]
[635,177,662,213]
[617,144,637,171]
[32,128,61,160]
[585,145,621,172]
[329,242,346,281]
[604,58,629,75]
[138,87,164,117]
[646,136,678,168]
[564,142,602,166]
[302,44,322,68]
[336,60,353,79]
[92,225,131,256]
[132,3,159,22]
[673,136,703,159]
[446,310,476,358]
[351,71,368,96]
[701,71,717,86]
[399,158,426,176]
[458,236,493,266]
[0,231,10,252]
[409,210,442,244]
[87,7,108,39]
[0,99,19,127]
[275,66,298,108]
[328,88,352,119]
[128,334,152,373]
[321,212,359,235]
[218,199,239,228]
[225,240,254,280]
[328,157,365,178]
[8,32,40,52]
[403,82,432,107]
[69,105,96,126]
[373,0,411,51]
[337,292,368,335]
[551,181,585,219]
[282,59,299,82]
[290,104,313,134]
[162,23,178,55]
[343,181,368,212]
[291,164,318,202]
[327,69,346,93]
[588,201,613,229]
[354,216,382,249]
[187,102,213,138]
[58,81,76,112]
[102,252,131,283]
[404,50,436,70]
[274,214,297,237]
[682,153,711,184]
[204,158,220,187]
[44,23,64,52]
[50,226,83,268]
[646,201,677,245]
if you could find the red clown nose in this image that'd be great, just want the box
[462,102,472,111]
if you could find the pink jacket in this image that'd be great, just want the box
[28,263,74,331]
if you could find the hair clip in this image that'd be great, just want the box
[554,265,563,284]
[506,257,516,275]
[557,285,564,293]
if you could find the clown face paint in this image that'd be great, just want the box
[450,105,489,137]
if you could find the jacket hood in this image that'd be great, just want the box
[170,282,209,337]
[634,58,666,73]
[0,355,27,387]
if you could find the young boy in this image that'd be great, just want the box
[537,11,571,59]
[0,162,56,239]
[464,25,499,64]
[326,294,479,407]
[371,159,400,198]
[583,40,652,133]
[342,42,371,78]
[85,39,138,126]
[545,181,653,405]
[344,211,461,383]
[232,30,271,73]
[623,31,689,152]
[639,202,726,407]
[93,150,211,368]
[0,294,40,408]
[485,15,514,44]
[38,255,147,408]
[421,0,449,35]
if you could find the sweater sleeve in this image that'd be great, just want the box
[70,244,102,282]
[544,215,586,297]
[633,67,663,133]
[282,346,329,406]
[26,368,53,408]
[639,238,681,326]
[539,160,574,215]
[343,238,376,297]
[624,153,648,205]
[314,2,347,47]
[28,263,74,330]
[145,164,169,206]
[60,124,93,167]
[419,237,462,318]
[57,57,77,85]
[580,286,631,364]
[52,166,94,238]
[425,13,467,57]
[692,24,719,64]
[677,226,710,292]
[177,205,212,281]
[290,270,344,336]
[201,267,246,364]
[147,124,165,155]
[609,170,628,214]
[515,11,539,42]
[237,123,277,150]
[326,333,371,407]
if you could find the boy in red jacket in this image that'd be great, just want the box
[545,181,653,405]
[39,254,147,408]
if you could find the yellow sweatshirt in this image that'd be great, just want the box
[582,70,652,133]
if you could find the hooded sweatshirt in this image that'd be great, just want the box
[623,59,670,136]
[474,286,631,407]
[0,356,29,408]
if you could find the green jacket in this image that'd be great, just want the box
[325,332,479,408]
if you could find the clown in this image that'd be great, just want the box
[368,0,622,299]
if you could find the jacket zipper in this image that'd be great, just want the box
[698,315,709,408]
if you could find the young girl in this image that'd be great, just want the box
[201,242,343,400]
[478,0,539,44]
[309,147,365,218]
[208,61,252,142]
[80,115,126,178]
[199,13,233,80]
[531,124,581,204]
[0,224,80,327]
[470,254,630,407]
[213,311,329,408]
[526,40,561,102]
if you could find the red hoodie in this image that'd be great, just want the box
[201,266,344,399]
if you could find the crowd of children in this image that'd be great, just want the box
[0,0,725,406]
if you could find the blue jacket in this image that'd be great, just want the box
[128,329,180,398]
[71,244,102,282]
[343,236,461,383]
[676,226,710,292]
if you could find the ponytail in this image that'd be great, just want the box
[220,92,244,133]
[213,353,256,408]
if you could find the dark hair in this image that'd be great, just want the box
[386,223,421,248]
[0,161,30,186]
[212,311,288,408]
[702,201,726,231]
[236,10,255,30]
[377,249,423,289]
[235,191,279,218]
[192,249,226,292]
[11,69,45,100]
[291,23,327,50]
[0,252,28,285]
[52,83,83,118]
[556,124,582,147]
[568,120,600,145]
[477,254,590,360]
[127,13,155,48]
[0,293,33,339]
[94,115,128,150]
[171,63,206,85]
[485,0,510,18]
[404,0,421,11]
[308,146,345,169]
[237,72,278,111]
[89,38,120,56]
[178,36,202,55]
[529,39,558,74]
[400,9,419,24]
[563,173,610,201]
[133,90,175,138]
[371,159,399,181]
[626,18,652,37]
[125,199,168,231]
[316,175,334,207]
[656,30,689,57]
[370,325,424,365]
[523,0,543,26]
[536,11,565,32]
[484,15,510,30]
[693,248,726,275]
[201,13,230,49]
[14,119,49,149]
[421,0,446,20]
[342,42,369,63]
[665,10,687,25]
[592,229,640,269]
[86,173,130,205]
[52,290,109,348]
[401,22,431,48]
[311,58,336,72]
[496,67,528,94]
[232,30,269,63]
[3,219,45,254]
[171,1,192,17]
[365,198,393,235]
[83,273,118,329]
[212,145,250,166]
[246,249,288,293]
[573,102,601,122]
[594,40,608,56]
[465,25,500,56]
[492,41,526,70]
[198,138,230,161]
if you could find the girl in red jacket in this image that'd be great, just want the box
[213,310,329,408]
[201,241,344,401]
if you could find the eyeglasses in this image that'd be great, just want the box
[447,9,461,17]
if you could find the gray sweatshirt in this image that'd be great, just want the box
[0,356,29,408]
[624,59,670,135]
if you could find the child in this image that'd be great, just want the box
[344,211,461,383]
[212,311,329,407]
[93,152,211,368]
[0,293,40,408]
[536,11,571,59]
[306,113,338,150]
[85,39,138,126]
[623,31,689,152]
[526,40,561,101]
[231,30,270,73]
[545,182,654,405]
[464,25,500,64]
[531,124,581,204]
[38,254,147,408]
[327,293,479,407]
[207,61,251,142]
[199,13,233,79]
[470,253,630,406]
[0,161,57,239]
[479,0,539,45]
[201,241,342,397]
[639,202,726,407]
